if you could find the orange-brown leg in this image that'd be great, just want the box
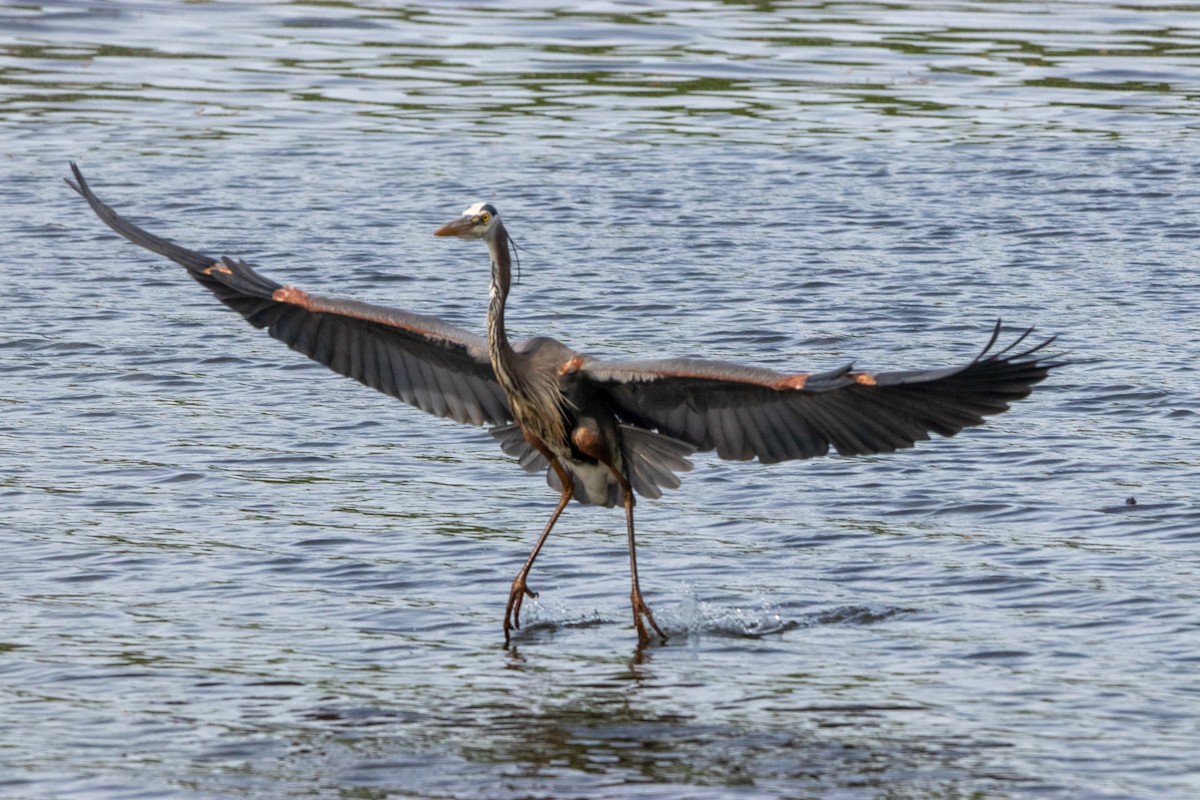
[608,466,667,646]
[504,454,574,645]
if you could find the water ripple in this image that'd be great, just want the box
[4,2,1200,799]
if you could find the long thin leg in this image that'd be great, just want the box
[609,467,667,646]
[504,454,574,645]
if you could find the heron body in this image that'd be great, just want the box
[66,163,1060,646]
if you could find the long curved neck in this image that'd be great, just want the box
[483,221,567,449]
[485,223,521,394]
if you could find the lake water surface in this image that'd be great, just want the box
[3,2,1200,798]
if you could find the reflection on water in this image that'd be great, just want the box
[4,1,1200,799]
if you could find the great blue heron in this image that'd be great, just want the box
[65,163,1059,646]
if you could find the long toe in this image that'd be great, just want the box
[644,609,666,642]
[631,595,667,645]
[505,576,535,641]
[504,591,522,643]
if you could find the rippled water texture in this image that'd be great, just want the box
[3,2,1200,798]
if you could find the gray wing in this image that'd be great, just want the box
[580,324,1060,463]
[65,163,510,427]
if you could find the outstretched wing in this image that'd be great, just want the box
[580,324,1060,463]
[65,163,510,427]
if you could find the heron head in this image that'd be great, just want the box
[434,202,500,240]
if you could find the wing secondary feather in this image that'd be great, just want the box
[581,324,1060,462]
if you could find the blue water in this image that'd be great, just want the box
[3,2,1199,798]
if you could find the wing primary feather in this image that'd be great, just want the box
[437,368,471,425]
[447,372,484,427]
[360,331,381,390]
[266,306,304,350]
[757,402,800,463]
[387,346,415,406]
[373,335,396,400]
[350,325,371,386]
[288,314,320,358]
[975,318,1005,360]
[683,407,710,450]
[803,396,872,456]
[420,357,450,419]
[328,322,352,379]
[308,316,334,366]
[736,406,774,462]
[405,351,436,417]
[777,404,829,459]
[481,384,510,426]
[716,407,745,461]
[706,407,728,459]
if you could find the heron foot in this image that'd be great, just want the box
[632,589,667,646]
[503,574,538,645]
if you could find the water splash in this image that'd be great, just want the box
[668,587,795,639]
